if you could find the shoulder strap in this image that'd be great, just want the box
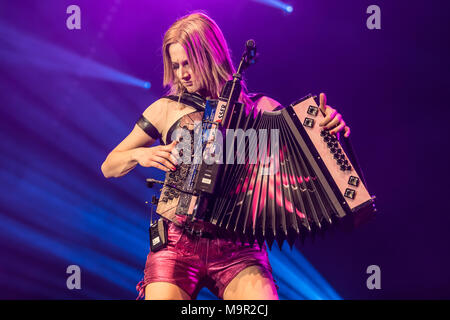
[248,92,265,102]
[162,92,207,111]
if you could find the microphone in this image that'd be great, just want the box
[236,39,257,73]
[245,39,256,59]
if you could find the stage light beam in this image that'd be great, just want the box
[0,22,151,90]
[253,0,294,14]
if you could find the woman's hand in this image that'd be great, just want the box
[318,93,351,138]
[134,141,179,172]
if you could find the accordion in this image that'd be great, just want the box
[154,93,376,249]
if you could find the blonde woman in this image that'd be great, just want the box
[101,12,349,300]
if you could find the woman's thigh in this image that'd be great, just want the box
[145,281,191,300]
[222,266,279,300]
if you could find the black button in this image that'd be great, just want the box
[348,176,359,187]
[303,117,315,128]
[307,105,319,116]
[344,188,356,199]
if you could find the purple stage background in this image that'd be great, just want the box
[0,0,449,299]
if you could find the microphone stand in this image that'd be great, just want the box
[221,40,257,126]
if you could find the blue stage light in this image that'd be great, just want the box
[253,0,294,14]
[268,248,342,300]
[0,22,151,90]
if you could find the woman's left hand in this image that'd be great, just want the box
[318,92,351,138]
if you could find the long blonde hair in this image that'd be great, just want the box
[162,12,253,108]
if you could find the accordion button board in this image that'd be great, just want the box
[285,95,374,217]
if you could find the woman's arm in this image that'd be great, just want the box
[101,99,178,178]
[101,126,153,178]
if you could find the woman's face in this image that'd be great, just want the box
[169,42,203,95]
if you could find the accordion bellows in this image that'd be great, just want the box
[156,94,376,250]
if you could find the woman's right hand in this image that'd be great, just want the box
[134,140,179,172]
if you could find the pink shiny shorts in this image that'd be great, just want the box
[136,221,276,299]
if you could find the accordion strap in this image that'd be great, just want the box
[163,91,268,109]
[248,92,265,102]
[162,92,206,111]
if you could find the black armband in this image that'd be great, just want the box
[136,115,161,140]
